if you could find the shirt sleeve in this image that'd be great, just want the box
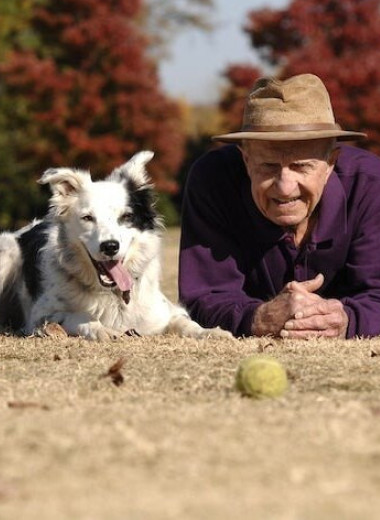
[178,148,261,337]
[339,171,380,338]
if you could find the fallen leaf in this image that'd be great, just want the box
[101,357,126,386]
[34,322,68,338]
[257,342,274,353]
[8,401,50,411]
[43,322,68,338]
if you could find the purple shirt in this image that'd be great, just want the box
[179,144,380,338]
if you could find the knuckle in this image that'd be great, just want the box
[325,327,338,338]
[283,281,294,292]
[314,317,324,329]
[330,299,343,311]
[289,295,304,313]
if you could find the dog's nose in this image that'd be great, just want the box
[100,240,120,257]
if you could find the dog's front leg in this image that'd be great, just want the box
[29,311,122,341]
[166,312,234,339]
[60,313,123,340]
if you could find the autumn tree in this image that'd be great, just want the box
[221,0,380,153]
[0,0,185,227]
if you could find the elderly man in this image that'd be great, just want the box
[179,73,380,339]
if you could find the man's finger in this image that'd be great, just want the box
[280,327,339,339]
[302,273,324,292]
[293,299,342,320]
[284,310,345,332]
[285,273,324,295]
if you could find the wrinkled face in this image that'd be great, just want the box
[240,139,337,232]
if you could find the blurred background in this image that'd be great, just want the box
[1,0,380,229]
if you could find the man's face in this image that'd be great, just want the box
[240,139,337,232]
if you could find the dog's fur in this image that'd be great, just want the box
[0,151,231,340]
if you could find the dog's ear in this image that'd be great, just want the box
[38,168,91,196]
[108,151,154,187]
[38,168,91,216]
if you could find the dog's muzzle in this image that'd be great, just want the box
[89,254,133,296]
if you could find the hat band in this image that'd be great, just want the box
[241,123,341,132]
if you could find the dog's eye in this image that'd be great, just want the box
[81,214,95,222]
[119,212,132,223]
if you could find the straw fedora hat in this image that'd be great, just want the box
[213,73,367,142]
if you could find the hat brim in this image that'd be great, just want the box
[212,130,367,143]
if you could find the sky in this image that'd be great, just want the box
[159,0,288,104]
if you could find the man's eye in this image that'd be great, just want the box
[81,214,95,222]
[261,163,278,172]
[293,163,313,174]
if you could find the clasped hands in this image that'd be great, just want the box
[252,273,348,339]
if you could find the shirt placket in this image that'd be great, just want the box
[282,233,313,282]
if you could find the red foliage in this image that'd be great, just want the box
[0,0,184,192]
[244,0,380,153]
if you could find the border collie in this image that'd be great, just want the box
[0,151,232,340]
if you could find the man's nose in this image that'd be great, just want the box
[274,168,298,195]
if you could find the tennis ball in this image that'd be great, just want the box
[236,355,288,398]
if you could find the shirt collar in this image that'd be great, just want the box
[311,170,347,244]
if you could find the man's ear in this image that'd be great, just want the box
[325,147,340,184]
[328,147,340,166]
[238,144,249,165]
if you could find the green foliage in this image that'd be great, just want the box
[156,192,180,227]
[0,0,47,227]
[0,0,44,59]
[0,0,186,228]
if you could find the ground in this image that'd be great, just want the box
[1,228,380,520]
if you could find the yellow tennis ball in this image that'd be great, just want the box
[236,356,288,398]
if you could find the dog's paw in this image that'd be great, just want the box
[78,322,122,341]
[195,326,234,340]
[166,314,234,339]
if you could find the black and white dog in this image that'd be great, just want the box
[0,151,231,340]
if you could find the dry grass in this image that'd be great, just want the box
[1,228,380,520]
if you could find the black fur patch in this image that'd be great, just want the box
[126,179,159,231]
[17,220,50,300]
[0,284,25,330]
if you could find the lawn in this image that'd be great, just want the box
[1,228,380,520]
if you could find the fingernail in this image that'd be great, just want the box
[294,312,303,319]
[280,329,289,337]
[285,321,294,329]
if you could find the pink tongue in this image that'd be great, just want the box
[102,260,133,292]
